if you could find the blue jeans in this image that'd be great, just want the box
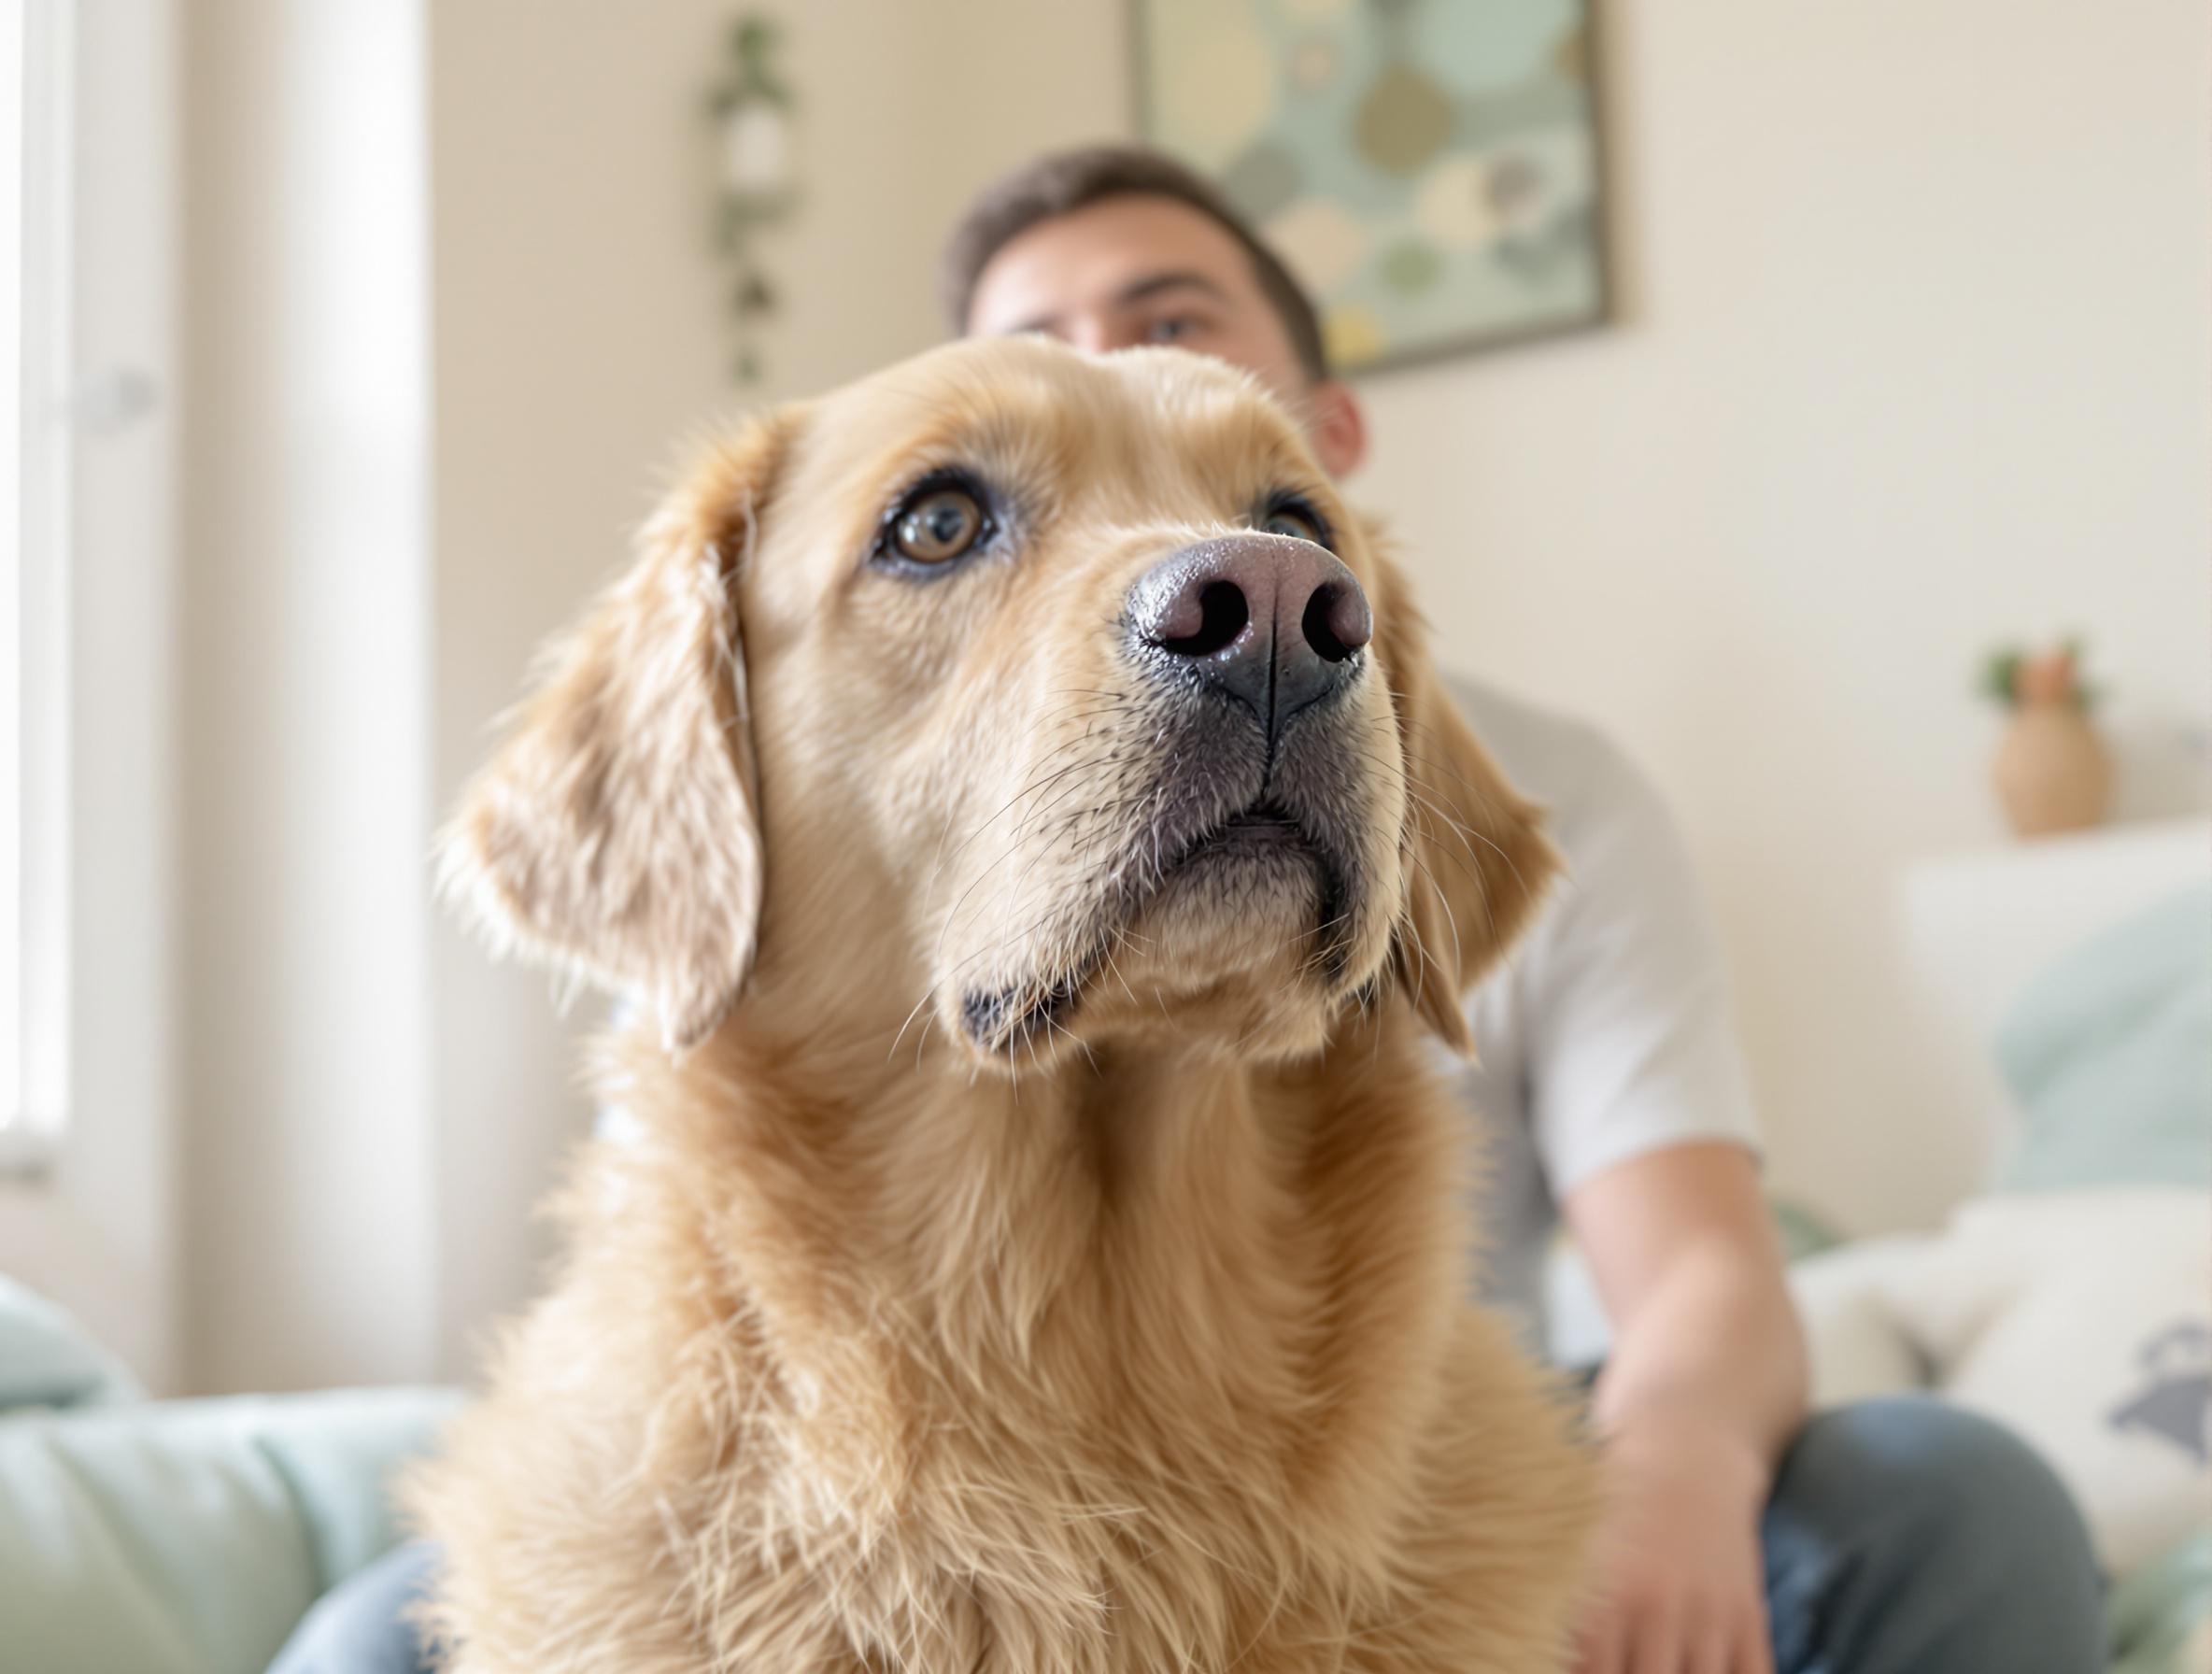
[268,1396,2105,1673]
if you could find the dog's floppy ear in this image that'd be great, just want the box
[441,415,791,1052]
[1368,546,1559,1055]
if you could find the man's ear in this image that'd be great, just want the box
[1368,546,1559,1055]
[1308,377,1368,477]
[440,413,792,1052]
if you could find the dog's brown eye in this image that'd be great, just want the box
[1259,500,1327,546]
[894,488,985,564]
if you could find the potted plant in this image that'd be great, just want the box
[1979,638,2111,837]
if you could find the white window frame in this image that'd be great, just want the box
[0,0,178,1392]
[2,0,76,1175]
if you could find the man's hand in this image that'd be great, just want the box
[1575,1417,1773,1674]
[1561,1142,1808,1674]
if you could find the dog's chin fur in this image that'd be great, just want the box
[407,338,1595,1673]
[946,856,1355,1071]
[942,751,1397,1073]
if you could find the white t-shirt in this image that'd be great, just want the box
[1444,677,1763,1349]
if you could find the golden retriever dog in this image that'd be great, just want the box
[410,335,1594,1671]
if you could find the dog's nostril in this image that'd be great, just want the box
[1157,580,1250,658]
[1301,583,1369,664]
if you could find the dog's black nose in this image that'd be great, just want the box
[1127,534,1371,730]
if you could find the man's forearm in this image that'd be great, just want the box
[1591,1232,1808,1482]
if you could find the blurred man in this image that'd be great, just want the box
[943,147,2105,1674]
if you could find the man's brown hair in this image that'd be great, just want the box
[940,144,1330,383]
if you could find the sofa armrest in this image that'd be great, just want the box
[0,1385,461,1674]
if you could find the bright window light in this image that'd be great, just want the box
[3,0,73,1172]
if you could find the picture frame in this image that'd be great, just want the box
[1130,0,1614,375]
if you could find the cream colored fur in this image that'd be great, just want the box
[411,339,1595,1671]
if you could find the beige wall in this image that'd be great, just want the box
[1350,0,2210,1229]
[176,0,2207,1389]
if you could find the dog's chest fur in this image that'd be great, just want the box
[407,1023,1591,1673]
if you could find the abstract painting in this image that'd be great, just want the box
[1133,0,1609,373]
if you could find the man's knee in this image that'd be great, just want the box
[1776,1397,2088,1559]
[1765,1397,2106,1670]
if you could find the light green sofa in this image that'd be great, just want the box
[0,1278,457,1674]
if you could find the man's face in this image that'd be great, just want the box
[964,194,1367,476]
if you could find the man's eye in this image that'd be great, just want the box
[1143,316,1199,344]
[1258,497,1329,546]
[892,486,987,564]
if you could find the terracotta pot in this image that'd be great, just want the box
[1993,700,2111,837]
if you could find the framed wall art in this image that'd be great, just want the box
[1133,0,1611,373]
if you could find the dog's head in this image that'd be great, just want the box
[446,338,1553,1069]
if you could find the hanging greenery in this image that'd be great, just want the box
[709,13,800,385]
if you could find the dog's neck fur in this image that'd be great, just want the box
[598,992,1471,1665]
